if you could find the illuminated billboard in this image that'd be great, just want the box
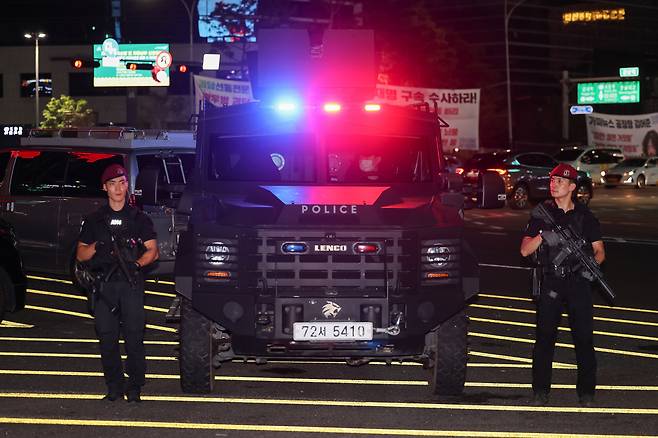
[198,0,256,42]
[93,39,171,87]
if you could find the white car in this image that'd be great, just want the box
[602,157,658,188]
[554,146,624,181]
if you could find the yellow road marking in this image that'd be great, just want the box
[0,336,176,345]
[480,292,658,315]
[471,316,658,342]
[26,275,175,297]
[468,351,575,368]
[27,289,170,312]
[23,305,177,333]
[1,369,655,392]
[0,394,657,418]
[27,275,72,284]
[147,279,175,285]
[470,332,658,359]
[0,352,176,361]
[471,304,658,327]
[0,416,654,437]
[0,321,34,329]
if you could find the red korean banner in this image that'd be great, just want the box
[586,112,658,157]
[375,85,480,151]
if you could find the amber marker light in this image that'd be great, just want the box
[426,272,449,279]
[206,271,230,278]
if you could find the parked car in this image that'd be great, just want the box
[443,154,464,174]
[0,217,26,323]
[462,150,593,209]
[554,146,624,181]
[602,156,658,188]
[0,127,195,279]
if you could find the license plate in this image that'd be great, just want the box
[293,321,373,341]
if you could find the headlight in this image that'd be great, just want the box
[427,246,450,267]
[600,170,606,177]
[205,241,230,265]
[628,170,634,176]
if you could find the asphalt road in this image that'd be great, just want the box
[0,187,657,437]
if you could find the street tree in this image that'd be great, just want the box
[40,94,94,128]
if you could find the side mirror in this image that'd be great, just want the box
[477,171,506,209]
[134,166,160,207]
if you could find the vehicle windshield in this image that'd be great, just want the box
[617,158,647,167]
[208,133,434,184]
[326,134,433,183]
[554,149,583,161]
[209,133,316,183]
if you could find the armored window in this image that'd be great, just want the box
[10,150,67,196]
[64,152,124,197]
[209,134,315,183]
[327,134,433,183]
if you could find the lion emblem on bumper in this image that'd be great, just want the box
[322,301,341,318]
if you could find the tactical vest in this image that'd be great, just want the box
[537,203,588,270]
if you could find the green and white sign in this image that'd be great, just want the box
[619,67,639,78]
[577,81,640,104]
[93,39,170,87]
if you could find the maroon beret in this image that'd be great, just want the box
[101,164,127,184]
[550,163,578,181]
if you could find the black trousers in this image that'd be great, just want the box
[94,279,146,393]
[532,275,596,397]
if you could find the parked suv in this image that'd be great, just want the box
[0,127,195,278]
[462,150,593,209]
[554,146,624,181]
[0,218,26,323]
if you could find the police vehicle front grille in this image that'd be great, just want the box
[245,229,415,297]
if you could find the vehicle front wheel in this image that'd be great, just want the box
[636,175,646,189]
[180,296,215,393]
[426,311,468,396]
[509,184,530,209]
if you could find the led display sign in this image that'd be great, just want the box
[93,39,170,87]
[563,8,625,24]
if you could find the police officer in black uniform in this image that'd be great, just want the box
[520,163,605,407]
[76,164,159,402]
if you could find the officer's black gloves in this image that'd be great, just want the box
[540,230,561,247]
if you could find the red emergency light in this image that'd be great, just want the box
[364,103,381,112]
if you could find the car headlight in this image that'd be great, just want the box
[628,170,634,176]
[205,241,230,265]
[427,246,450,267]
[600,170,606,177]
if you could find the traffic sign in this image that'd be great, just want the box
[577,81,640,104]
[156,51,173,69]
[619,67,639,78]
[570,105,593,115]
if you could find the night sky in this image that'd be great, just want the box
[0,0,196,46]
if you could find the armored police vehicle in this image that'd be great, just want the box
[0,127,194,279]
[173,29,504,396]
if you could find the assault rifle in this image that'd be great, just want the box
[534,202,616,303]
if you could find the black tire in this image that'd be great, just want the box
[428,310,468,396]
[0,267,10,323]
[575,184,592,205]
[179,296,215,393]
[509,184,530,209]
[636,175,646,189]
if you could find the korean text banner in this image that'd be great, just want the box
[375,85,480,151]
[194,75,253,111]
[586,112,658,157]
[93,42,170,87]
